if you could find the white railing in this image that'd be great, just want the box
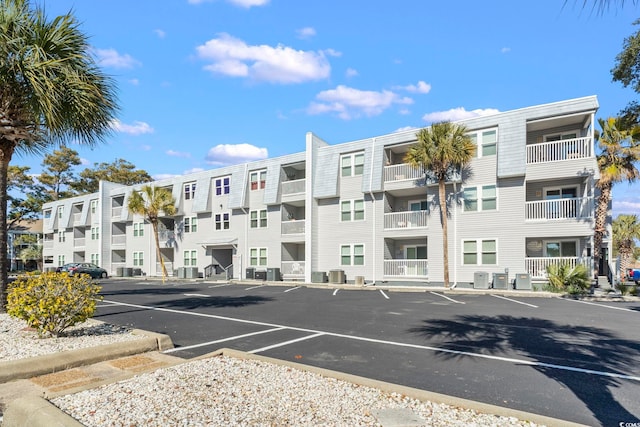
[111,234,126,245]
[526,137,592,164]
[282,219,305,235]
[384,211,428,229]
[525,197,593,221]
[282,178,306,195]
[111,206,123,218]
[384,259,428,277]
[43,240,53,249]
[383,163,425,182]
[281,260,305,276]
[157,262,174,276]
[525,257,591,279]
[73,212,82,224]
[74,237,85,247]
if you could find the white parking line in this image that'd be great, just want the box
[103,299,640,382]
[208,284,230,288]
[491,294,538,308]
[429,292,465,304]
[284,286,301,293]
[563,298,638,312]
[163,327,285,354]
[379,290,390,299]
[245,285,265,291]
[248,333,325,354]
[184,293,210,298]
[333,289,339,296]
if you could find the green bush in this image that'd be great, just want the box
[615,282,631,296]
[546,263,591,294]
[7,272,102,337]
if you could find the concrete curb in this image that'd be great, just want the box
[3,346,587,427]
[0,329,173,384]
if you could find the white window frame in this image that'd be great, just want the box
[58,231,65,242]
[91,227,99,240]
[542,239,578,257]
[543,130,579,142]
[215,177,231,195]
[408,200,428,211]
[133,222,144,237]
[462,239,497,265]
[341,152,365,177]
[340,244,365,266]
[184,182,196,200]
[57,255,65,266]
[340,199,365,222]
[133,251,144,266]
[183,250,197,267]
[184,217,197,233]
[468,128,497,158]
[404,245,427,259]
[542,185,579,200]
[250,170,267,191]
[215,213,230,230]
[250,247,267,266]
[58,206,64,219]
[250,209,267,228]
[463,185,497,212]
[90,253,100,265]
[90,200,98,214]
[44,209,52,219]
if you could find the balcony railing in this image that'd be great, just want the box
[281,178,306,195]
[383,163,425,182]
[73,212,82,224]
[157,261,174,276]
[525,197,593,221]
[111,206,123,218]
[43,240,54,249]
[526,137,592,164]
[384,211,428,229]
[525,257,591,279]
[281,260,305,277]
[73,237,85,247]
[383,259,428,277]
[282,219,305,235]
[111,234,126,245]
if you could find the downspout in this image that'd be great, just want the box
[368,137,376,285]
[452,180,458,289]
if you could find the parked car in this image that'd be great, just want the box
[56,263,80,273]
[57,263,108,279]
[626,268,640,284]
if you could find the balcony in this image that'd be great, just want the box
[383,259,428,278]
[383,164,425,183]
[526,137,592,164]
[73,237,85,247]
[281,179,305,195]
[73,212,83,224]
[384,211,428,229]
[282,219,305,235]
[525,197,593,221]
[111,234,126,245]
[112,206,123,218]
[281,260,305,280]
[525,257,592,279]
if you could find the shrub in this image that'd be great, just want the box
[615,282,631,296]
[546,263,591,294]
[7,272,102,337]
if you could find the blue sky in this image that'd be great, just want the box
[20,0,640,216]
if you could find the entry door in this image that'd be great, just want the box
[405,246,427,275]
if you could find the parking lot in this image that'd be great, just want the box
[95,279,640,426]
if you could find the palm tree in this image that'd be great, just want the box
[0,0,118,310]
[593,117,640,279]
[612,214,640,281]
[405,122,476,288]
[127,185,176,282]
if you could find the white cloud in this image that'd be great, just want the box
[93,48,140,69]
[307,85,413,120]
[79,157,91,166]
[196,33,331,84]
[501,47,511,53]
[141,145,152,151]
[205,143,268,165]
[153,173,181,180]
[154,29,166,39]
[345,68,358,78]
[397,81,432,94]
[128,78,140,86]
[395,126,419,133]
[422,107,500,123]
[613,198,640,215]
[297,27,316,39]
[183,168,205,175]
[166,150,191,158]
[111,119,154,135]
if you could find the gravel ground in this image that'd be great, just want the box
[1,313,544,426]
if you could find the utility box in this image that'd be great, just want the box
[246,267,255,279]
[176,267,186,279]
[267,267,281,281]
[473,272,490,289]
[254,270,267,280]
[514,273,532,290]
[329,269,345,284]
[355,276,365,286]
[493,273,509,289]
[123,267,133,277]
[116,267,124,277]
[311,271,327,283]
[132,268,142,276]
[185,267,199,279]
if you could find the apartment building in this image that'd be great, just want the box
[42,96,610,287]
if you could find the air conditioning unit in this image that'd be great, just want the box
[493,273,509,289]
[328,269,345,284]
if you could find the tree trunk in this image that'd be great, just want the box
[593,183,612,279]
[152,220,167,283]
[439,179,449,288]
[0,145,12,312]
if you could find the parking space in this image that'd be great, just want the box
[95,279,640,426]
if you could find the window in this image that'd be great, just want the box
[341,199,365,222]
[90,253,99,265]
[468,128,497,157]
[215,177,230,195]
[58,206,64,219]
[90,200,98,214]
[250,170,267,190]
[133,222,144,237]
[44,209,52,219]
[215,213,230,230]
[544,131,578,142]
[341,244,364,266]
[57,255,65,266]
[250,210,267,228]
[250,247,267,266]
[184,217,197,233]
[463,185,497,211]
[341,152,365,177]
[463,239,497,265]
[184,250,197,267]
[91,227,99,240]
[58,231,65,243]
[544,240,577,257]
[184,182,196,200]
[133,251,144,266]
[409,200,428,211]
